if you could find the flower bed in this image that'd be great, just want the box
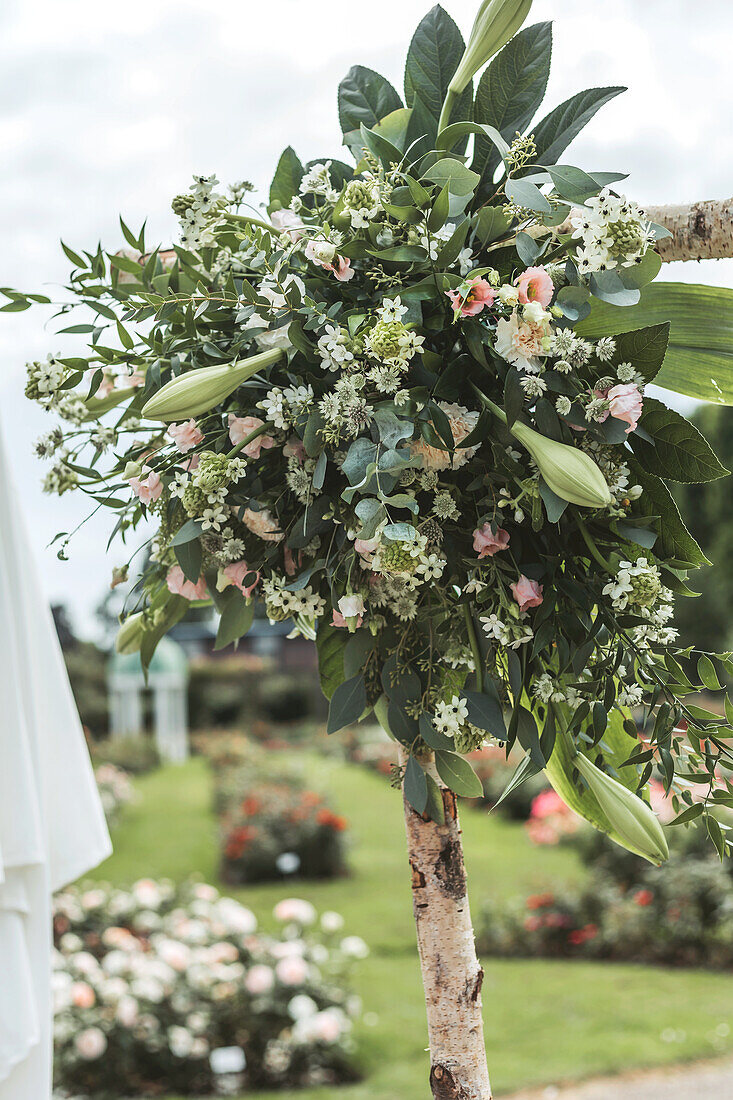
[53,880,365,1097]
[220,782,348,884]
[94,763,136,824]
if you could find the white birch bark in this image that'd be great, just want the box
[398,747,492,1100]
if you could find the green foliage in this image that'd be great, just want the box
[531,86,626,165]
[403,5,472,150]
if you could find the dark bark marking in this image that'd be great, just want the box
[410,858,426,891]
[693,207,711,241]
[434,837,467,900]
[430,1063,473,1100]
[470,967,484,1002]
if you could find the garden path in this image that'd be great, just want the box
[505,1056,733,1099]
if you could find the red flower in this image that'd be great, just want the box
[634,889,654,907]
[316,809,348,832]
[526,892,555,910]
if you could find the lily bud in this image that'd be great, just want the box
[122,460,142,480]
[450,0,533,96]
[509,420,613,508]
[574,754,669,865]
[142,348,285,422]
[115,612,145,655]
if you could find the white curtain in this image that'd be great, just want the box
[0,425,112,1099]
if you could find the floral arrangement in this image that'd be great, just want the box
[219,780,348,883]
[52,879,365,1096]
[12,3,733,861]
[94,763,136,823]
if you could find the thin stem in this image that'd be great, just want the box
[575,515,614,573]
[437,88,457,137]
[463,603,483,693]
[227,421,274,459]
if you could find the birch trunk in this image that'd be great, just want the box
[398,746,491,1100]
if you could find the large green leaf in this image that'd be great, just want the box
[327,673,367,735]
[577,282,733,404]
[628,462,711,567]
[531,86,625,165]
[472,21,552,190]
[268,146,303,211]
[338,65,403,137]
[403,5,472,150]
[630,396,729,483]
[316,619,346,700]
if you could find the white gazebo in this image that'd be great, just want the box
[107,636,189,763]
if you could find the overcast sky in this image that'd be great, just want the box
[1,0,732,637]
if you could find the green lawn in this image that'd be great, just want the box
[95,754,733,1098]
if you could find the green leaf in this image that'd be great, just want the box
[214,590,254,651]
[425,772,446,824]
[316,619,346,700]
[327,673,367,734]
[419,713,454,751]
[171,519,204,545]
[463,688,507,740]
[174,538,202,584]
[424,158,480,197]
[544,164,600,203]
[435,750,484,798]
[403,5,470,150]
[504,176,550,213]
[532,86,625,165]
[698,654,723,691]
[338,65,402,137]
[472,21,552,190]
[612,323,670,385]
[269,146,304,211]
[404,755,428,814]
[632,397,729,483]
[628,463,710,566]
[576,282,733,404]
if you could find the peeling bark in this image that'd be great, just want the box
[398,748,491,1100]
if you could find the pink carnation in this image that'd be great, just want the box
[128,466,162,505]
[446,276,495,317]
[607,382,643,434]
[167,419,203,453]
[166,565,208,601]
[515,265,554,308]
[511,575,544,612]
[473,523,510,558]
[222,560,259,597]
[228,414,275,457]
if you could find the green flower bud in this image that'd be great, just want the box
[115,612,145,655]
[510,420,613,508]
[142,348,285,422]
[196,451,232,492]
[450,0,533,96]
[123,460,142,480]
[574,754,669,865]
[380,543,417,574]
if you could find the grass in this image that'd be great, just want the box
[94,754,733,1098]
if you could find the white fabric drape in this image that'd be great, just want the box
[0,424,112,1099]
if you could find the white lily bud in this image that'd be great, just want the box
[574,754,669,865]
[142,348,285,423]
[115,612,145,655]
[510,420,613,508]
[450,0,533,96]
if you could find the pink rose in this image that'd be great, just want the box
[245,964,275,995]
[222,560,260,597]
[607,382,643,434]
[71,982,96,1009]
[271,208,305,242]
[446,276,495,317]
[128,466,162,505]
[515,265,554,308]
[166,565,208,601]
[228,414,275,457]
[473,523,510,558]
[275,955,309,986]
[167,419,203,453]
[511,575,544,612]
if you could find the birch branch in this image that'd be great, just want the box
[555,197,733,262]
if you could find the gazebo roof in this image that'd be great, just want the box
[108,635,188,682]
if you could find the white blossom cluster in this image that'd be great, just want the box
[570,190,655,275]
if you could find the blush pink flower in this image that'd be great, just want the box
[166,565,208,601]
[332,609,362,629]
[167,419,203,453]
[128,466,162,505]
[607,382,643,433]
[326,255,355,282]
[515,265,554,308]
[71,982,96,1009]
[227,414,275,457]
[128,370,146,388]
[275,955,309,986]
[333,594,364,629]
[283,436,307,462]
[446,276,495,317]
[473,523,510,558]
[221,560,260,597]
[511,575,544,612]
[270,208,305,242]
[244,964,275,995]
[354,536,379,562]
